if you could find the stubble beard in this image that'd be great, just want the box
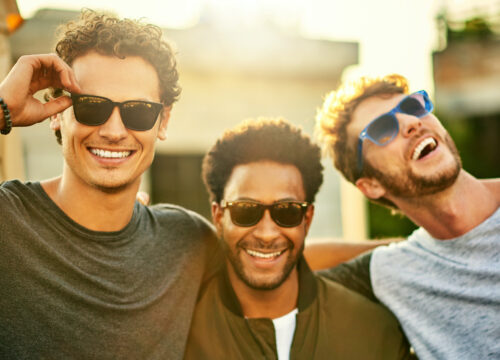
[221,232,303,291]
[366,131,462,198]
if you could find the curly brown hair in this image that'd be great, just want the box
[315,74,409,209]
[50,9,180,144]
[202,118,324,204]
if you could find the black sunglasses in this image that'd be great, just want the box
[221,200,310,228]
[71,93,163,131]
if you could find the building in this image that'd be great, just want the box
[8,8,359,238]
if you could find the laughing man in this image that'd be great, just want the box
[316,74,500,360]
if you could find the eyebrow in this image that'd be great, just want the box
[234,197,300,202]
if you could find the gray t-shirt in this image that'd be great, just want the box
[0,180,221,360]
[321,207,500,360]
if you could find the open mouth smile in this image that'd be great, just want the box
[244,249,287,260]
[411,137,437,161]
[89,147,133,159]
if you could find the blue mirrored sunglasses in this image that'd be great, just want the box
[356,90,433,175]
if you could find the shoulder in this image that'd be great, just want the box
[0,180,41,208]
[1,179,31,195]
[316,274,394,321]
[315,275,408,354]
[372,231,425,258]
[149,203,215,234]
[147,204,219,260]
[192,273,221,315]
[317,251,377,302]
[370,236,424,277]
[185,273,230,359]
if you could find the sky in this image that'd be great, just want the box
[16,0,448,92]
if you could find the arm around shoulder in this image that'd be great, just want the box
[317,250,378,302]
[304,238,401,271]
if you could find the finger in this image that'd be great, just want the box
[40,95,73,120]
[52,63,81,93]
[33,54,81,93]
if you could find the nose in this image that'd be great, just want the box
[98,106,128,141]
[398,112,422,138]
[252,209,281,243]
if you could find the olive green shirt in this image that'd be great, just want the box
[185,257,410,360]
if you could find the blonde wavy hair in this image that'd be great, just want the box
[316,74,409,184]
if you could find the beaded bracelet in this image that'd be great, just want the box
[0,97,12,135]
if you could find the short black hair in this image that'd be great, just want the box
[202,118,323,203]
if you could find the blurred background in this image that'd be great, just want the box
[1,0,499,241]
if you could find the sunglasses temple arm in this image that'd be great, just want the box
[357,138,364,177]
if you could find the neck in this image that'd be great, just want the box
[41,169,140,232]
[227,263,299,319]
[390,170,499,239]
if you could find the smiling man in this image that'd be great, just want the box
[0,10,219,359]
[316,74,500,359]
[184,118,410,360]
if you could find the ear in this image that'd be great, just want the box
[211,201,224,234]
[303,204,315,235]
[355,177,387,199]
[157,106,171,141]
[50,113,62,131]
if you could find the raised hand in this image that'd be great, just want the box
[0,54,81,129]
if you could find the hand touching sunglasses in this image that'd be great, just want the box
[221,200,310,228]
[71,93,163,131]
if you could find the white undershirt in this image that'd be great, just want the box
[272,308,298,360]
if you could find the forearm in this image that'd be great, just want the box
[304,238,402,271]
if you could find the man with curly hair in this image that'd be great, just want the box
[315,74,500,359]
[184,118,411,359]
[0,10,220,359]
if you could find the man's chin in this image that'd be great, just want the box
[407,159,461,197]
[242,273,288,291]
[230,260,296,291]
[92,180,133,194]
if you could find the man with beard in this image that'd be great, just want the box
[315,74,500,360]
[0,10,220,359]
[184,118,410,360]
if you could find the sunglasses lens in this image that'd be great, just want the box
[72,95,113,126]
[229,202,263,227]
[367,114,398,145]
[271,202,305,227]
[400,94,427,117]
[121,102,162,131]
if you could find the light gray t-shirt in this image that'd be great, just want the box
[372,207,500,360]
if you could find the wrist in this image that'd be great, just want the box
[0,97,12,135]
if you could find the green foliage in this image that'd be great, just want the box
[368,202,417,238]
[447,17,494,42]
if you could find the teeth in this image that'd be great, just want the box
[412,137,436,161]
[246,249,284,259]
[90,148,131,159]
